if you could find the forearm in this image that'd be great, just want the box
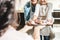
[33,27,40,40]
[32,15,38,21]
[19,27,28,33]
[19,25,33,33]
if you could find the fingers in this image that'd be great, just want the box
[26,21,32,26]
[34,19,41,24]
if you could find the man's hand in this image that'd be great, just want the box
[26,21,32,26]
[46,19,53,26]
[26,20,38,26]
[34,19,40,24]
[40,20,47,26]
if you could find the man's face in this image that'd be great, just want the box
[31,0,37,4]
[40,0,47,5]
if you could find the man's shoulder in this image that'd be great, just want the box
[47,3,53,8]
[47,3,52,6]
[25,1,31,7]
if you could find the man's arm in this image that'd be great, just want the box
[46,3,54,25]
[24,2,31,24]
[33,4,40,21]
[25,4,40,25]
[33,27,40,40]
[19,25,33,33]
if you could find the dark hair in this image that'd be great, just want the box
[0,1,13,30]
[0,11,9,30]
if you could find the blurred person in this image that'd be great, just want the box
[33,0,54,40]
[24,0,39,35]
[0,0,40,40]
[0,0,16,36]
[0,15,33,40]
[0,0,33,40]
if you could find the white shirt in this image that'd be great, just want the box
[34,3,54,36]
[0,25,33,40]
[34,3,54,20]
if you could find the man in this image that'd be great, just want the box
[24,0,38,23]
[33,0,54,40]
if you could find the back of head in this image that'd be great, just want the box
[0,1,12,30]
[0,7,9,30]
